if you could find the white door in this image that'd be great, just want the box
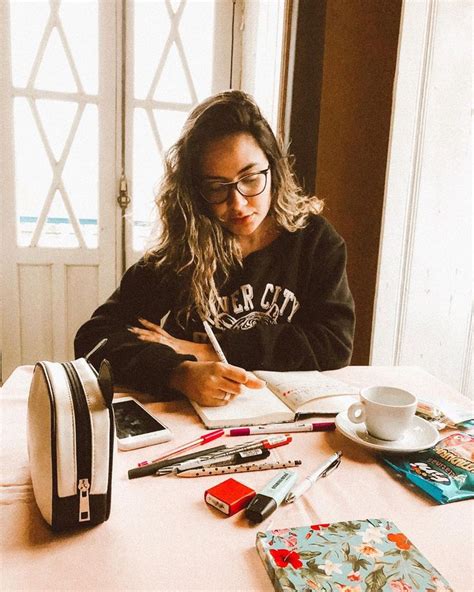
[1,1,118,379]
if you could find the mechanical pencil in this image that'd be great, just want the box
[285,450,342,503]
[176,460,302,478]
[197,434,291,461]
[219,433,289,452]
[173,447,271,473]
[128,444,228,479]
[227,421,336,436]
[136,428,224,467]
[197,434,292,462]
[84,338,108,363]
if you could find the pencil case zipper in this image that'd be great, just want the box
[62,361,92,523]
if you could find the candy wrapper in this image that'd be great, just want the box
[383,432,474,504]
[416,399,474,431]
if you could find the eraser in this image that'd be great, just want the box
[204,478,256,516]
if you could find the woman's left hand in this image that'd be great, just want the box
[128,318,218,362]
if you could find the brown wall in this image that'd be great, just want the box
[291,0,401,365]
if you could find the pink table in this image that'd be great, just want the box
[1,365,472,591]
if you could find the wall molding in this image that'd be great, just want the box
[460,308,473,396]
[371,0,472,397]
[392,0,437,364]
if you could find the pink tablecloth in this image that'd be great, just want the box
[1,365,472,591]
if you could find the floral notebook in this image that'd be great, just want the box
[256,518,452,592]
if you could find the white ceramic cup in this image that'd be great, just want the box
[347,386,417,441]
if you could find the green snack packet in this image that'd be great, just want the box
[383,432,474,504]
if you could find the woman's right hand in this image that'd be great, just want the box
[168,361,265,407]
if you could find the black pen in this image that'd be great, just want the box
[173,448,271,474]
[127,444,227,479]
[155,442,273,475]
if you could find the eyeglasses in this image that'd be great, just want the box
[200,167,270,204]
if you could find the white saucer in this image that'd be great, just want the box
[335,411,439,453]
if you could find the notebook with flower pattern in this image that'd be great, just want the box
[256,518,452,592]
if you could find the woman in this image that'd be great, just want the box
[75,90,355,407]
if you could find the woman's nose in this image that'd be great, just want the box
[227,186,248,207]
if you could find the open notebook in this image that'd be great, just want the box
[190,370,359,429]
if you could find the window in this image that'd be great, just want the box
[130,0,228,252]
[10,0,100,249]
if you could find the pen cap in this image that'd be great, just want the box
[246,470,298,522]
[245,494,276,523]
[259,470,298,505]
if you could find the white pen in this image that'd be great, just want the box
[202,319,232,402]
[202,320,228,363]
[285,451,342,503]
[228,422,336,436]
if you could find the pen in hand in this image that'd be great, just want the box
[202,320,228,364]
[285,451,342,503]
[202,319,233,402]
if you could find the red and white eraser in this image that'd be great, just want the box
[204,478,256,516]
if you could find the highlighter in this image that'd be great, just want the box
[245,469,298,523]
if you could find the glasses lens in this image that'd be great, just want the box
[200,169,268,204]
[201,182,229,204]
[237,171,267,197]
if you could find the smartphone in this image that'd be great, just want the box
[112,396,172,451]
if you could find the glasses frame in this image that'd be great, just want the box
[200,167,270,204]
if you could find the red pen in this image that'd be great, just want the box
[137,429,225,467]
[216,434,291,456]
[207,435,291,458]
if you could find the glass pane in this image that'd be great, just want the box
[154,42,194,104]
[36,99,78,161]
[132,0,218,253]
[35,26,77,92]
[11,0,99,249]
[154,108,187,153]
[179,0,215,101]
[37,190,80,248]
[169,0,181,12]
[134,2,169,100]
[10,0,50,88]
[132,108,162,251]
[250,0,285,129]
[62,104,99,249]
[59,0,98,94]
[14,97,53,247]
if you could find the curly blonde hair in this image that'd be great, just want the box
[145,90,323,322]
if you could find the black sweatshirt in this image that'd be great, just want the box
[74,215,355,398]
